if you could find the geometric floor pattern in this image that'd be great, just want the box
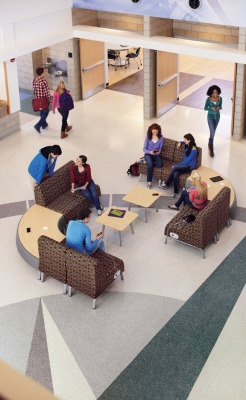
[1,55,246,399]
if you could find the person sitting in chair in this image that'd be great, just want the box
[66,208,105,255]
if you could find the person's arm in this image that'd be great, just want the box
[217,97,222,110]
[177,140,185,149]
[204,98,210,111]
[84,227,98,252]
[70,165,76,192]
[52,92,57,112]
[188,188,196,203]
[175,149,197,167]
[48,158,57,177]
[43,80,51,104]
[143,137,150,154]
[85,165,92,186]
[35,159,47,185]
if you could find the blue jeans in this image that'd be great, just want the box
[36,108,50,129]
[175,189,195,209]
[207,116,220,144]
[144,154,163,182]
[87,239,105,255]
[81,180,101,210]
[165,165,192,194]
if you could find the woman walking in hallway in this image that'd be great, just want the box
[204,85,222,158]
[52,81,72,139]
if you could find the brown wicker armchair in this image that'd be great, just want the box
[66,248,125,309]
[38,235,67,294]
[164,187,231,258]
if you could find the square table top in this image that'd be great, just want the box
[122,186,162,208]
[95,206,138,231]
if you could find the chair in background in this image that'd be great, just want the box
[125,47,142,69]
[108,50,118,71]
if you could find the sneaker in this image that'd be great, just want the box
[100,205,105,212]
[169,193,178,199]
[42,123,48,129]
[147,184,152,189]
[34,125,41,134]
[161,181,167,188]
[97,209,102,216]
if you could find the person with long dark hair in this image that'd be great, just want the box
[161,133,198,198]
[70,156,104,215]
[204,85,222,157]
[143,123,164,189]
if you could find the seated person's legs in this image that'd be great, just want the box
[144,154,154,183]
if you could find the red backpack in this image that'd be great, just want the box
[127,157,145,177]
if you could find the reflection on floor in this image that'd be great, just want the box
[107,70,144,96]
[1,72,246,399]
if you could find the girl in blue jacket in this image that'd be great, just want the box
[161,134,198,198]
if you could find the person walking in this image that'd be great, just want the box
[204,85,222,158]
[33,67,51,134]
[52,81,72,139]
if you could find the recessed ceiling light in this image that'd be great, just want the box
[189,0,201,10]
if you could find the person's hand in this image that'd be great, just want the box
[150,151,155,155]
[81,185,86,190]
[71,188,75,193]
[177,142,181,149]
[211,107,216,110]
[96,233,103,240]
[33,183,38,188]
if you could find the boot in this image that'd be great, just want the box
[65,125,72,132]
[208,143,214,157]
[61,131,68,139]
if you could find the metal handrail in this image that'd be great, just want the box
[82,60,104,72]
[158,73,178,87]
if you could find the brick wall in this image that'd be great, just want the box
[72,8,98,27]
[0,111,20,139]
[144,16,173,37]
[173,21,239,44]
[98,11,143,31]
[16,53,34,90]
[233,28,246,141]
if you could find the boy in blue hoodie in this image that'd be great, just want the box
[28,145,62,188]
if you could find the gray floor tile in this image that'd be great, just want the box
[0,201,26,219]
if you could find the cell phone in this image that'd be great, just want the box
[26,227,31,233]
[153,150,158,153]
[152,193,159,196]
[97,232,103,237]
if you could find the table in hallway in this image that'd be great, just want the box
[106,43,130,67]
[122,186,162,223]
[95,206,138,246]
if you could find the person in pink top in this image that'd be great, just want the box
[52,81,72,139]
[168,170,208,211]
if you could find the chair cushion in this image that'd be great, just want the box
[160,138,176,161]
[38,235,67,283]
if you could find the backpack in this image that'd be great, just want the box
[59,90,74,112]
[127,157,145,177]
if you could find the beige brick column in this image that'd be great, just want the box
[143,16,173,120]
[233,28,246,141]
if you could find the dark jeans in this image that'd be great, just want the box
[81,180,100,210]
[58,108,69,131]
[207,116,220,144]
[165,165,192,194]
[175,190,195,209]
[144,154,163,182]
[36,108,50,129]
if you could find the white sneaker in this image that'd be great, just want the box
[98,205,105,216]
[97,209,102,216]
[161,181,167,188]
[169,193,178,199]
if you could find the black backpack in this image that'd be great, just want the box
[59,90,74,112]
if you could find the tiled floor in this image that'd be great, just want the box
[1,54,246,400]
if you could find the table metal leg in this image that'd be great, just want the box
[155,201,158,212]
[102,225,105,233]
[145,208,148,223]
[128,202,131,211]
[130,223,134,234]
[119,231,122,246]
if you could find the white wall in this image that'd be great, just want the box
[0,0,73,26]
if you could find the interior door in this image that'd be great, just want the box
[156,51,178,117]
[80,39,105,100]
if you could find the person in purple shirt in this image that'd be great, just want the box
[162,133,198,198]
[143,123,164,189]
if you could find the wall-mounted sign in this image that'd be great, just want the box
[73,0,246,28]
